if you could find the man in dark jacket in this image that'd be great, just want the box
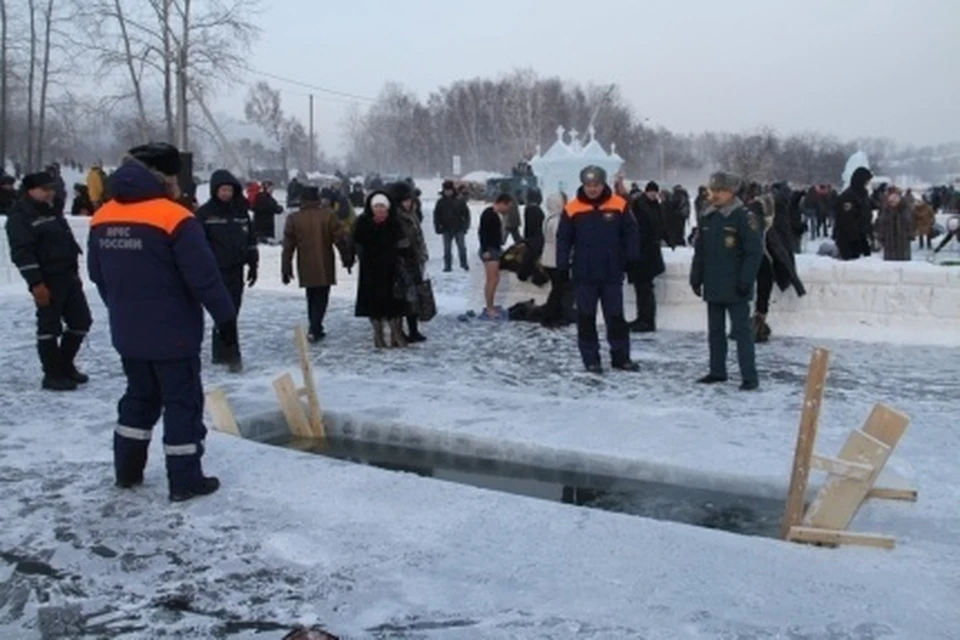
[44,163,68,215]
[665,184,690,247]
[690,171,763,390]
[286,177,303,209]
[518,187,546,282]
[834,167,874,260]
[251,180,284,243]
[557,166,640,374]
[349,182,365,208]
[195,169,258,371]
[628,182,666,333]
[5,172,93,391]
[0,175,16,215]
[89,143,236,502]
[434,180,471,271]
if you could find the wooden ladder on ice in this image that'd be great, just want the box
[204,326,326,442]
[779,348,917,550]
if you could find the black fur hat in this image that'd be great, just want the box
[22,172,55,191]
[390,180,414,203]
[128,142,181,176]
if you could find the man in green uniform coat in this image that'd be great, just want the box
[690,171,764,390]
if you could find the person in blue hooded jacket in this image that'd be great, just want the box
[556,165,641,374]
[88,143,237,502]
[194,169,259,371]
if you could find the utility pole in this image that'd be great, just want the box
[308,93,315,172]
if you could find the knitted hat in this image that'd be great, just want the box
[370,193,391,209]
[707,171,742,194]
[22,172,55,191]
[128,142,181,176]
[579,165,607,185]
[441,179,455,192]
[645,181,660,193]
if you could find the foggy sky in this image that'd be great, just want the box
[216,0,959,156]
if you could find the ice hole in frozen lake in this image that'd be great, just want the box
[245,412,787,538]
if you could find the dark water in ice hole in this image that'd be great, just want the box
[273,436,786,539]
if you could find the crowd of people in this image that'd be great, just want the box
[2,140,958,502]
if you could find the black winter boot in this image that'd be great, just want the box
[169,476,221,502]
[405,316,427,343]
[59,331,89,384]
[38,340,77,391]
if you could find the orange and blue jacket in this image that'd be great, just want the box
[88,160,235,360]
[556,186,640,283]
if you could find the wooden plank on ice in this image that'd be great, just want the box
[204,388,241,437]
[803,419,904,531]
[788,526,896,550]
[273,373,314,439]
[867,486,918,502]
[810,454,873,481]
[779,347,830,540]
[294,326,326,440]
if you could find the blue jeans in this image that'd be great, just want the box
[443,232,468,269]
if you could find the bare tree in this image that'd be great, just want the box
[35,0,56,167]
[148,0,175,142]
[26,0,37,169]
[244,81,284,145]
[72,0,259,151]
[0,0,7,167]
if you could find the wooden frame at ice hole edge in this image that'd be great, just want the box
[779,347,917,550]
[272,326,326,441]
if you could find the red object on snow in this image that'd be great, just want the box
[245,181,261,207]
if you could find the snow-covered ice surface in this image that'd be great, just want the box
[1,201,959,638]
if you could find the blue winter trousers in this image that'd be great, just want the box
[575,282,630,367]
[114,356,208,494]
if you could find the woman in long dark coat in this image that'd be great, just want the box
[353,191,408,348]
[627,187,666,332]
[877,187,913,261]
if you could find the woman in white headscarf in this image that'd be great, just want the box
[539,192,571,327]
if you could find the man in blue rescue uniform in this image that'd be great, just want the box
[690,171,764,391]
[88,143,238,501]
[5,171,93,391]
[556,165,641,374]
[194,169,258,372]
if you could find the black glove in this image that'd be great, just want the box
[217,320,238,348]
[691,283,702,298]
[247,264,258,288]
[736,283,750,298]
[281,269,292,285]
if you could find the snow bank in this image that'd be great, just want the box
[474,248,960,346]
